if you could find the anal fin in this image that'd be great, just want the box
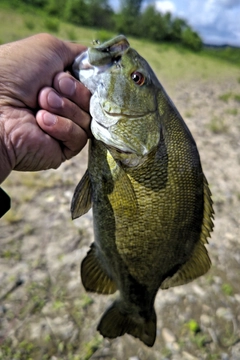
[81,244,117,294]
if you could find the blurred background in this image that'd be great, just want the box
[0,1,240,359]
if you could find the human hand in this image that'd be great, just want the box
[0,33,91,183]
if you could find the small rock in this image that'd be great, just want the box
[200,314,212,326]
[45,195,55,203]
[213,276,222,285]
[48,316,74,339]
[221,353,229,360]
[172,342,180,352]
[182,351,199,360]
[234,294,240,303]
[202,304,211,313]
[186,294,197,303]
[162,327,176,343]
[162,328,180,352]
[192,284,206,297]
[29,320,47,340]
[231,342,240,360]
[128,357,140,360]
[216,307,233,320]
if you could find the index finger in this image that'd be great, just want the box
[53,72,91,113]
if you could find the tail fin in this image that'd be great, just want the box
[97,301,156,347]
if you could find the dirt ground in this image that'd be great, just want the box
[0,68,240,359]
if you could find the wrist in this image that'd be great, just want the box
[0,116,13,184]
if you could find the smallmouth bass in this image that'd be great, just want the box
[71,35,214,347]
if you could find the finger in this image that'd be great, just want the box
[60,38,88,68]
[38,87,92,137]
[53,72,91,112]
[36,110,88,159]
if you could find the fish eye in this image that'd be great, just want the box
[131,71,145,86]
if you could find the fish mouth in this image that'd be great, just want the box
[73,38,129,85]
[73,52,110,81]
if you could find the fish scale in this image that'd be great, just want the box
[71,35,214,347]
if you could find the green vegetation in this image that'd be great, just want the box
[186,319,201,334]
[234,93,240,102]
[219,92,233,102]
[219,92,240,103]
[226,108,238,116]
[221,283,234,296]
[0,0,205,51]
[207,116,228,134]
[0,1,239,67]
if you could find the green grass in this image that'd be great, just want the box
[219,92,233,102]
[202,46,240,66]
[222,283,234,296]
[233,93,240,102]
[218,92,240,103]
[0,5,239,89]
[207,116,228,134]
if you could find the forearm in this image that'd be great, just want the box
[0,120,12,184]
[0,121,11,215]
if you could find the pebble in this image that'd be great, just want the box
[216,307,233,320]
[200,313,212,326]
[182,351,199,360]
[162,327,176,343]
[221,353,230,360]
[234,294,240,303]
[162,328,180,352]
[192,284,206,297]
[231,342,240,360]
[46,316,74,340]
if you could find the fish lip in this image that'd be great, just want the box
[73,50,113,81]
[78,52,93,70]
[72,52,93,79]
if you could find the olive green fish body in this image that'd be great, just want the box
[71,35,214,347]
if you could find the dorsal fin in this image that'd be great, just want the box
[200,174,214,244]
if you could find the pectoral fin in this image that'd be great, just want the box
[81,244,117,294]
[71,170,92,219]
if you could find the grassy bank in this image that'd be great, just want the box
[0,6,239,95]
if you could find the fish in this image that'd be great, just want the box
[71,35,214,347]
